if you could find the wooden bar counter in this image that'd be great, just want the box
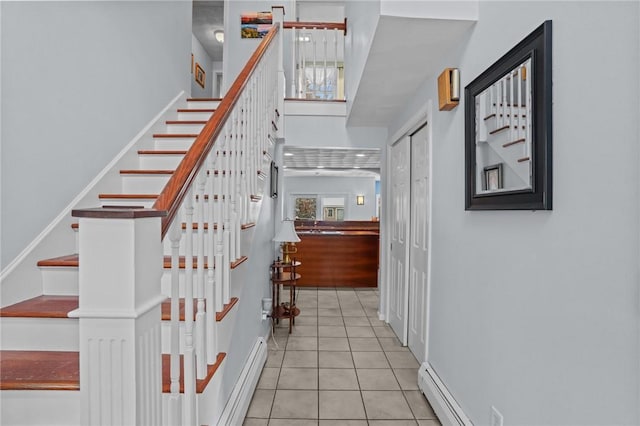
[293,221,379,287]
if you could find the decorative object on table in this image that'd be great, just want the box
[273,219,301,264]
[195,62,206,88]
[437,67,460,111]
[465,20,552,210]
[241,11,272,39]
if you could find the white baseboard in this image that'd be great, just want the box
[418,362,472,426]
[217,337,267,426]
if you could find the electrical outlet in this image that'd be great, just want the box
[490,406,504,426]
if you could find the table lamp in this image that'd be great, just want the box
[273,219,301,264]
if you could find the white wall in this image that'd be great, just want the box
[343,0,380,117]
[284,176,376,220]
[387,2,640,424]
[191,34,213,98]
[285,115,387,149]
[379,0,478,20]
[0,1,192,268]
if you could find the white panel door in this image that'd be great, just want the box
[389,136,410,344]
[408,122,430,363]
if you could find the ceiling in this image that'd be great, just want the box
[193,1,224,62]
[347,16,475,126]
[282,146,380,178]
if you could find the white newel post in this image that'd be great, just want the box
[71,208,166,426]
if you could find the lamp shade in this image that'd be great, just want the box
[273,219,301,243]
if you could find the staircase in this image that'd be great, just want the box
[1,18,284,426]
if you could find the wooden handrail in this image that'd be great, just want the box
[153,24,280,238]
[283,18,347,35]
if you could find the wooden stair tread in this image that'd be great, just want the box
[0,350,226,394]
[0,295,78,318]
[181,222,256,231]
[99,193,158,199]
[0,350,79,390]
[162,255,248,270]
[503,138,526,148]
[176,109,215,113]
[36,254,247,270]
[120,170,175,175]
[165,120,208,125]
[37,254,79,267]
[138,150,188,154]
[72,222,255,231]
[162,352,226,393]
[153,133,200,138]
[160,297,239,322]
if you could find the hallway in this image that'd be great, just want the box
[244,288,440,425]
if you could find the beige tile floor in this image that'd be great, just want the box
[244,288,441,426]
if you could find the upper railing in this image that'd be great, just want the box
[284,19,347,100]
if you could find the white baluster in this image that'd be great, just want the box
[195,169,206,380]
[301,27,307,97]
[323,28,327,99]
[168,220,182,426]
[183,188,197,426]
[518,66,523,142]
[206,153,217,365]
[312,33,317,98]
[334,28,339,99]
[525,60,532,162]
[509,72,514,141]
[230,111,238,261]
[213,163,224,314]
[223,127,232,305]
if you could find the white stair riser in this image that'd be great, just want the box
[99,198,156,208]
[154,137,197,150]
[41,267,79,295]
[166,123,206,134]
[121,174,172,193]
[1,318,78,351]
[138,154,186,170]
[186,101,220,109]
[177,111,214,121]
[1,390,81,426]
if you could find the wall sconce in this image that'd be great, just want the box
[214,30,224,43]
[437,68,460,111]
[356,195,365,205]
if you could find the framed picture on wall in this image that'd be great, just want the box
[195,62,206,88]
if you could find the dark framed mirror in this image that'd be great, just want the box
[465,20,552,210]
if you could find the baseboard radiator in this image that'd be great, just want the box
[418,362,473,426]
[217,337,267,426]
